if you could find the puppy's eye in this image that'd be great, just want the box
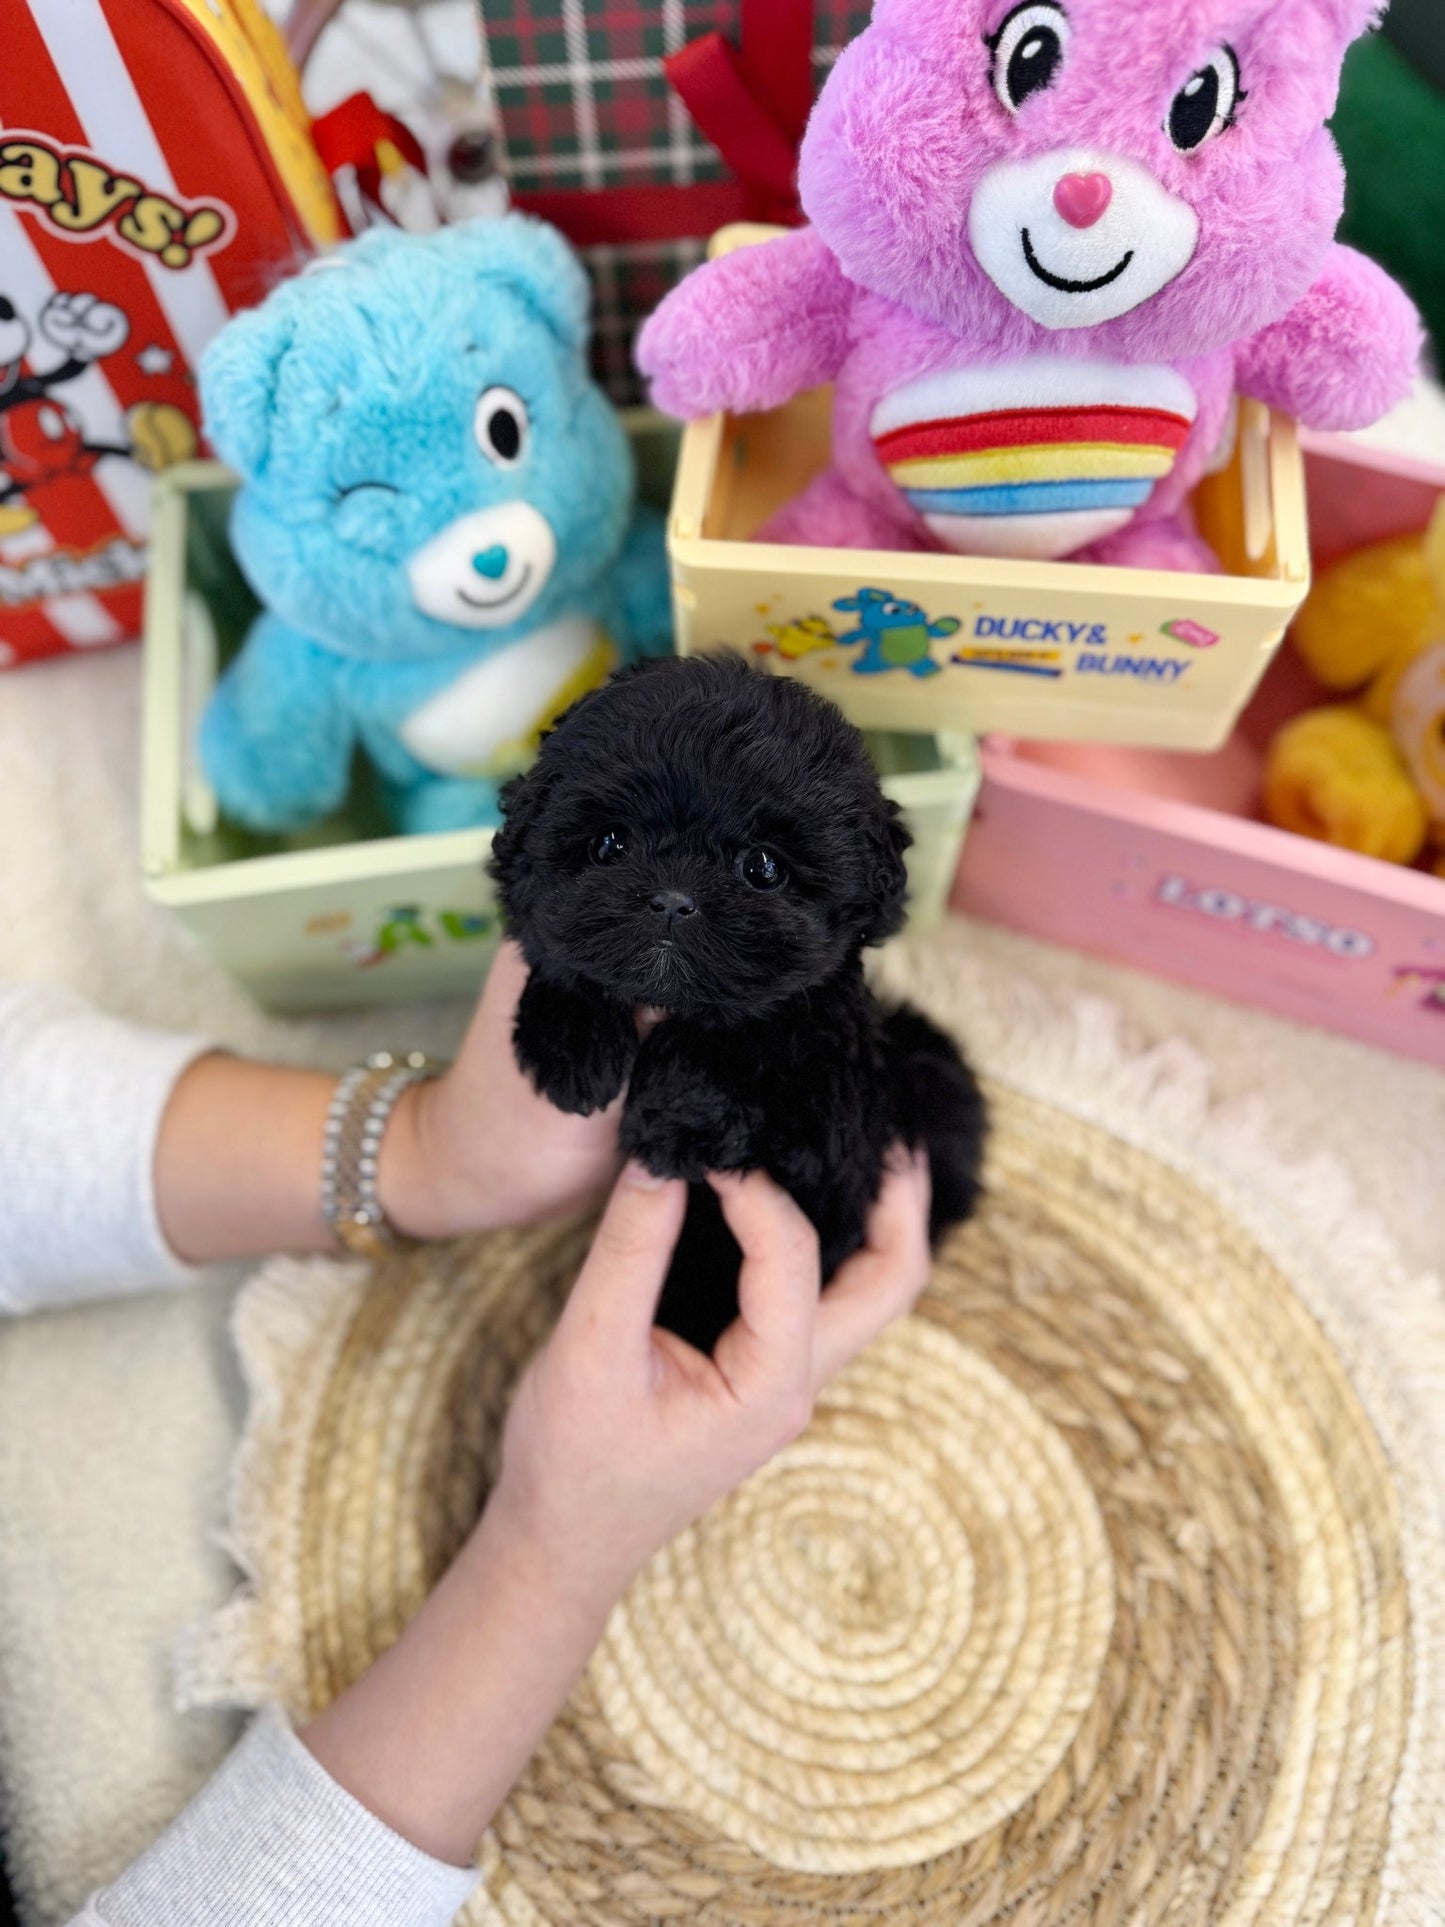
[738,847,786,891]
[475,386,529,467]
[589,827,628,865]
[1167,47,1243,152]
[988,2,1069,115]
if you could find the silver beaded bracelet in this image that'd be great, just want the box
[321,1049,438,1259]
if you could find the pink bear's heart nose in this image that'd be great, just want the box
[1053,172,1113,228]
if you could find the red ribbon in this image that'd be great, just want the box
[511,0,814,247]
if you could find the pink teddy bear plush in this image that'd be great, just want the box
[638,0,1422,573]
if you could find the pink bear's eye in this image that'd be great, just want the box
[987,1,1070,115]
[1166,47,1245,153]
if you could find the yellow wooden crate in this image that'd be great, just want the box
[667,226,1312,753]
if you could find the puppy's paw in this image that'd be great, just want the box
[513,976,635,1115]
[620,1111,758,1184]
[622,1027,761,1180]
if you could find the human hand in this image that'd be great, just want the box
[299,1151,929,1868]
[484,1151,932,1615]
[378,941,627,1241]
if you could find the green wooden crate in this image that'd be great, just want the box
[141,442,979,1013]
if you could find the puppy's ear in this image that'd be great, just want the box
[489,757,558,917]
[860,797,911,946]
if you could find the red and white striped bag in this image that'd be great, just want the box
[0,0,342,667]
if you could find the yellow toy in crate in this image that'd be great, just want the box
[664,230,1312,751]
[1266,501,1445,874]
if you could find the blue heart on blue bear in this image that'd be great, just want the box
[471,545,510,580]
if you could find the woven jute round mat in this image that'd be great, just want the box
[188,982,1445,1925]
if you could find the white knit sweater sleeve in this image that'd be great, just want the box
[0,982,483,1922]
[73,1707,480,1927]
[0,982,212,1312]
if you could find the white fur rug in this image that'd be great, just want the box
[0,647,1442,1924]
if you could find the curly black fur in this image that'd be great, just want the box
[491,654,987,1351]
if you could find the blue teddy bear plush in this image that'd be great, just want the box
[199,216,672,836]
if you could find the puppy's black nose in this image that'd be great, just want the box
[649,889,697,924]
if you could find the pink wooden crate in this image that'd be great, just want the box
[954,436,1445,1067]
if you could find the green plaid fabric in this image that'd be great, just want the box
[480,1,871,400]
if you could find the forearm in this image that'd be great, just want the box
[154,1054,337,1266]
[3,938,622,1302]
[301,1499,615,1866]
[153,1051,483,1267]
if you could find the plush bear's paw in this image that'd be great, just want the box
[398,777,503,836]
[758,470,932,553]
[201,702,348,834]
[635,281,737,421]
[1071,515,1221,575]
[514,976,635,1115]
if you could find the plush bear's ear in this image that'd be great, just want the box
[1312,0,1384,38]
[446,212,593,356]
[454,213,594,355]
[199,297,297,481]
[860,796,912,947]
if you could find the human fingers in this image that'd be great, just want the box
[811,1150,932,1390]
[471,940,529,1040]
[559,1164,688,1362]
[708,1170,820,1410]
[451,942,538,1101]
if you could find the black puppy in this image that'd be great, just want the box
[491,654,987,1352]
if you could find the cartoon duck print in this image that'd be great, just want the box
[767,614,837,660]
[833,588,961,677]
[0,290,196,533]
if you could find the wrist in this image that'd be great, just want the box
[157,1054,335,1266]
[474,1475,634,1634]
[375,1073,498,1244]
[374,1078,447,1243]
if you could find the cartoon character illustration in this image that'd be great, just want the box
[639,0,1421,574]
[0,290,196,533]
[767,614,837,659]
[199,217,672,837]
[834,588,961,676]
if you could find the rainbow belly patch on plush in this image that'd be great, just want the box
[871,360,1198,562]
